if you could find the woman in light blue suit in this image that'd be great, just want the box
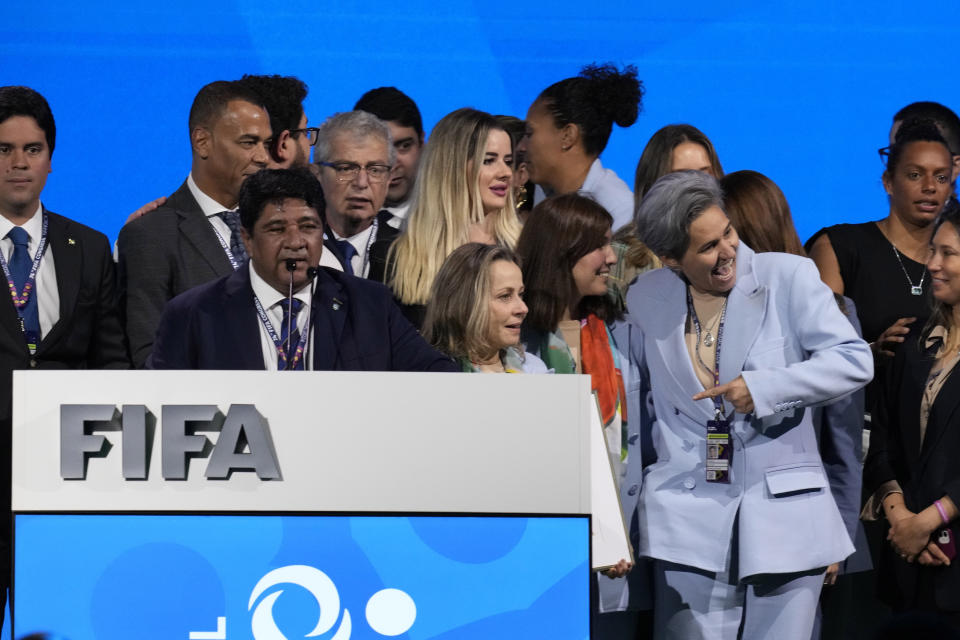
[627,171,873,639]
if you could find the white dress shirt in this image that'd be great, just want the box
[383,201,410,230]
[0,202,60,339]
[248,262,314,370]
[187,173,237,261]
[330,222,376,278]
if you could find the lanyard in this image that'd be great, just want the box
[252,294,311,370]
[0,212,48,321]
[210,225,241,271]
[687,288,728,417]
[359,217,378,278]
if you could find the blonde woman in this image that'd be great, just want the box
[422,243,545,373]
[388,108,522,328]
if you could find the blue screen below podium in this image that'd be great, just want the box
[14,513,588,639]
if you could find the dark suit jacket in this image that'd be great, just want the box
[0,209,129,579]
[322,210,399,284]
[117,181,234,368]
[147,264,459,372]
[0,209,129,415]
[864,324,960,611]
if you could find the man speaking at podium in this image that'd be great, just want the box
[148,168,457,372]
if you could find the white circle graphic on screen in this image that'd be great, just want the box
[248,564,352,639]
[365,588,416,636]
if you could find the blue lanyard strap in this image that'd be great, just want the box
[0,212,48,314]
[687,287,728,416]
[252,294,311,370]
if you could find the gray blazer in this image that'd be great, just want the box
[625,243,872,578]
[117,181,233,367]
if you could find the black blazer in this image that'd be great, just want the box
[0,209,129,575]
[147,263,458,373]
[117,181,234,368]
[0,209,129,416]
[864,324,960,611]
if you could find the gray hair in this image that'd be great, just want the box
[314,110,396,166]
[634,170,724,260]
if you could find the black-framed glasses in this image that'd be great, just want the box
[291,127,320,146]
[317,161,392,184]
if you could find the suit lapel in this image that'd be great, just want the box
[719,244,766,388]
[223,267,267,369]
[181,212,233,276]
[918,356,960,470]
[38,211,81,352]
[638,271,714,422]
[169,183,233,277]
[0,228,25,351]
[311,269,347,370]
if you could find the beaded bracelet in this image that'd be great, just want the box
[934,499,950,525]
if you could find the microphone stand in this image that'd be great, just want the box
[284,259,297,371]
[305,266,320,370]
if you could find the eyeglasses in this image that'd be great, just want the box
[291,127,320,146]
[317,161,392,184]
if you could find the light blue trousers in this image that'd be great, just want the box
[652,559,826,639]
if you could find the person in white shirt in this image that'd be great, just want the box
[0,84,129,621]
[117,80,272,367]
[148,167,456,373]
[313,111,399,283]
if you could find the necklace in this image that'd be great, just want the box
[689,293,728,365]
[697,300,725,347]
[889,243,926,296]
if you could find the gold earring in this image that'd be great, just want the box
[515,184,529,209]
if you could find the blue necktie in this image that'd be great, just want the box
[334,239,357,276]
[279,298,304,370]
[216,211,248,266]
[7,227,40,340]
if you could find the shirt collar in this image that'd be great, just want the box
[580,158,605,192]
[926,324,949,351]
[248,261,313,310]
[383,201,410,220]
[0,201,43,243]
[330,221,375,248]
[187,173,234,218]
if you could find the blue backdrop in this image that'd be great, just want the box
[2,1,957,244]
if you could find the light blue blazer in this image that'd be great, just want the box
[624,243,873,578]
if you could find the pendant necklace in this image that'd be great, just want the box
[890,243,926,296]
[701,304,724,347]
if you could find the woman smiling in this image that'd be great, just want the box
[627,170,873,639]
[864,200,960,627]
[516,193,649,634]
[422,243,545,373]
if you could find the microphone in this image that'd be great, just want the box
[302,265,320,369]
[285,259,296,370]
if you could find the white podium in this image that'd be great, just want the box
[11,370,602,640]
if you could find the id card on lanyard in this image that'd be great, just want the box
[688,289,732,484]
[0,213,49,355]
